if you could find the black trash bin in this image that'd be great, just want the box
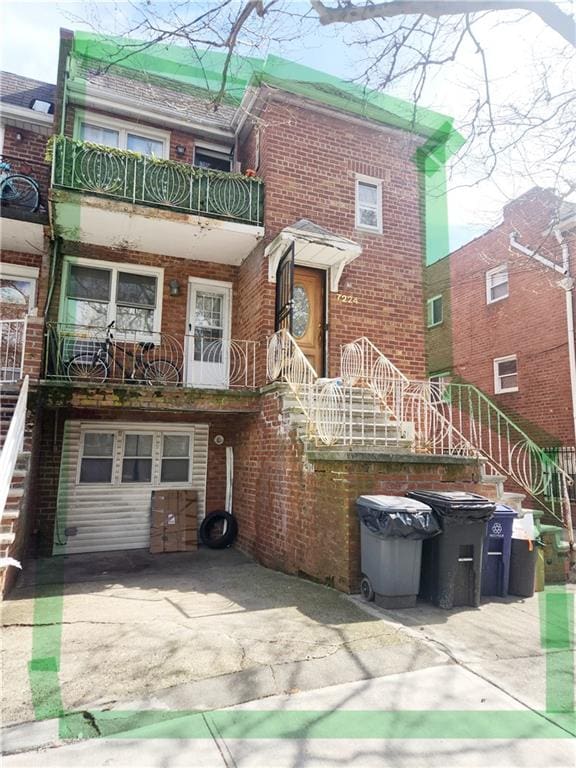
[356,495,440,608]
[406,491,495,609]
[508,537,538,598]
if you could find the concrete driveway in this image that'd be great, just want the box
[1,549,441,726]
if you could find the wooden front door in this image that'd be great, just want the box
[292,266,325,375]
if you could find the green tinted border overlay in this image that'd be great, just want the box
[28,31,574,746]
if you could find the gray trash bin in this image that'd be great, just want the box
[356,495,440,609]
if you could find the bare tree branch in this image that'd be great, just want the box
[310,0,575,47]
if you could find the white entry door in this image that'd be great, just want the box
[186,280,231,388]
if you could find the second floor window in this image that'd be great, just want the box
[194,146,232,172]
[427,295,443,327]
[77,114,167,158]
[486,265,509,304]
[62,259,162,333]
[356,177,382,232]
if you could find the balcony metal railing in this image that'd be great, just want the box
[44,323,258,390]
[0,319,27,383]
[50,136,264,226]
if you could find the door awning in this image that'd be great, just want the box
[265,219,362,292]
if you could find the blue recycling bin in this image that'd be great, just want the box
[481,504,517,597]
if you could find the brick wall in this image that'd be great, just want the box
[424,256,452,376]
[233,389,486,592]
[2,126,51,203]
[450,188,576,446]
[237,97,427,379]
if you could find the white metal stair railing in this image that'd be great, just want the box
[268,330,431,449]
[0,376,29,567]
[341,337,573,538]
[0,318,27,383]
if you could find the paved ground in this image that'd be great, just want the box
[1,549,439,725]
[2,549,575,767]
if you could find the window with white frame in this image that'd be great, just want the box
[0,264,39,315]
[494,355,518,393]
[79,432,115,483]
[486,265,509,304]
[61,259,162,333]
[427,295,443,327]
[79,429,193,485]
[76,113,168,158]
[355,177,382,232]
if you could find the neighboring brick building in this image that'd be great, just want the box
[1,31,572,594]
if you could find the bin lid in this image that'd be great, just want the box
[356,495,432,514]
[406,490,495,518]
[494,503,518,518]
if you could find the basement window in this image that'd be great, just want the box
[427,295,443,327]
[161,434,191,483]
[486,265,509,304]
[79,432,115,483]
[494,355,518,394]
[122,434,154,483]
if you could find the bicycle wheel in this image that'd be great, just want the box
[0,175,40,212]
[66,353,108,383]
[144,359,180,385]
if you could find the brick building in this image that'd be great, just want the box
[1,31,572,595]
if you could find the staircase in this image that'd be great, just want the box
[267,331,574,551]
[0,377,31,595]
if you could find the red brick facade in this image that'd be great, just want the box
[449,189,576,447]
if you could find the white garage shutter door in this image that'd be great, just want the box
[53,420,208,555]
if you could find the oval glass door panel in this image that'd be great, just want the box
[292,284,310,338]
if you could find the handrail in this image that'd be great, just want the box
[0,375,28,520]
[0,318,27,383]
[341,337,572,530]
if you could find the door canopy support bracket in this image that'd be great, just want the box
[265,219,362,293]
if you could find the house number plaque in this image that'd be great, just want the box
[336,293,359,305]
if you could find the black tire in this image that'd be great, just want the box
[1,175,40,212]
[360,576,375,602]
[66,353,108,383]
[144,359,180,385]
[199,511,238,549]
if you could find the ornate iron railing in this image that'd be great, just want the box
[44,323,258,390]
[50,136,264,226]
[341,337,573,531]
[0,375,28,532]
[0,319,27,383]
[185,335,257,389]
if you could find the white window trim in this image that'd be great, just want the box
[0,263,39,314]
[486,264,509,304]
[427,294,443,327]
[73,110,170,158]
[494,355,518,394]
[355,174,383,234]
[77,425,194,487]
[59,256,164,334]
[77,429,116,485]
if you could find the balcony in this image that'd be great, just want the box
[49,136,265,263]
[0,154,50,255]
[44,323,259,392]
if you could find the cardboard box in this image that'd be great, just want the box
[150,490,198,553]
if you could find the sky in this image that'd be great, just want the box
[1,0,571,250]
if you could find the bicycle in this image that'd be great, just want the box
[0,160,40,212]
[65,321,180,385]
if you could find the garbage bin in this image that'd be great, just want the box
[406,490,495,609]
[356,495,440,609]
[481,504,517,597]
[509,539,538,597]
